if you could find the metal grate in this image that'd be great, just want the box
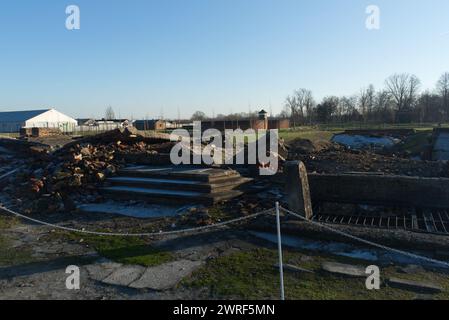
[311,208,449,236]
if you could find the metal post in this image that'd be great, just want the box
[275,202,285,300]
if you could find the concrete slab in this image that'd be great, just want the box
[85,260,123,281]
[78,202,186,219]
[129,260,203,290]
[102,265,146,287]
[321,262,366,277]
[398,264,425,274]
[387,277,443,294]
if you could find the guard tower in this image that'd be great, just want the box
[258,109,269,129]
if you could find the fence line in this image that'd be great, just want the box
[0,205,273,237]
[2,202,449,300]
[2,202,448,268]
[281,206,449,268]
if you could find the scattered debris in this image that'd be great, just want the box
[286,138,332,156]
[1,128,178,214]
[292,145,446,177]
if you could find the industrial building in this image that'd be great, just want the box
[0,109,77,133]
[76,118,134,133]
[198,110,290,132]
[134,119,167,131]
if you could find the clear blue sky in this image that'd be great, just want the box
[1,0,448,119]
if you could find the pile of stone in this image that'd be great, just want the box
[286,138,335,157]
[288,141,447,178]
[2,128,176,214]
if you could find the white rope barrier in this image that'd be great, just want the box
[281,206,449,268]
[1,201,449,268]
[0,205,273,237]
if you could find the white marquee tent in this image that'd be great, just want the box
[0,109,78,133]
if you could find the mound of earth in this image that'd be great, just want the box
[287,138,334,156]
[295,147,447,178]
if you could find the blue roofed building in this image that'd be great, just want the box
[0,109,78,133]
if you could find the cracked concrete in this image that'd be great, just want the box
[0,211,259,299]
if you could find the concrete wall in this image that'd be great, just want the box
[134,120,166,131]
[268,119,290,130]
[308,173,449,209]
[199,118,288,132]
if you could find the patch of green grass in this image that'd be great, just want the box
[0,214,33,266]
[184,248,449,300]
[316,122,448,131]
[280,128,337,144]
[391,131,432,156]
[56,232,173,267]
[207,206,232,220]
[0,214,19,229]
[0,133,19,138]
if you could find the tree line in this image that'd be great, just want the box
[282,72,449,126]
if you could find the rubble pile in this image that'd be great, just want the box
[286,139,447,178]
[286,138,334,157]
[2,128,176,214]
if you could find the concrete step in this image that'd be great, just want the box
[101,185,244,205]
[106,176,253,193]
[118,165,242,183]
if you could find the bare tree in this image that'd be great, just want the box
[316,96,339,123]
[374,90,393,122]
[105,106,115,120]
[358,85,375,123]
[339,95,358,122]
[285,89,315,126]
[191,111,207,121]
[294,89,307,119]
[385,73,421,111]
[437,72,449,120]
[296,89,315,125]
[285,95,298,127]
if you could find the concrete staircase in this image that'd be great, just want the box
[101,165,253,205]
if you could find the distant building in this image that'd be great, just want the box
[75,118,134,132]
[134,119,167,131]
[194,110,290,132]
[0,109,77,133]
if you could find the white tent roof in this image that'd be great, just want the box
[0,109,77,124]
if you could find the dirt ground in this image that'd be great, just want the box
[1,129,449,300]
[1,209,449,300]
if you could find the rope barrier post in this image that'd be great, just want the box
[275,202,285,301]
